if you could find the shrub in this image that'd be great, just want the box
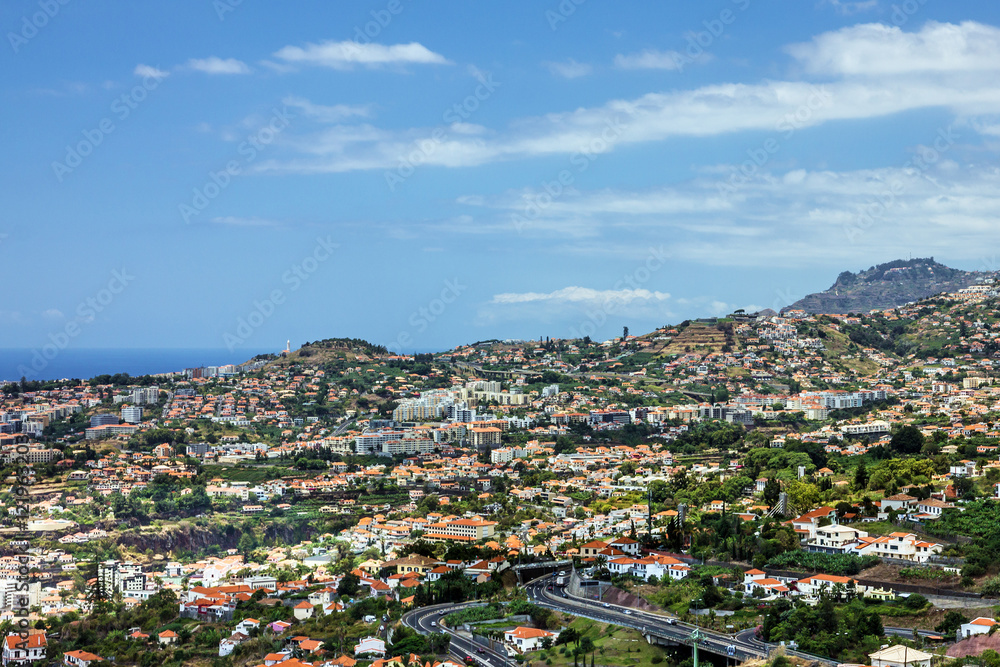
[981,575,1000,598]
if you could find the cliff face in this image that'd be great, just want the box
[783,258,987,314]
[115,520,318,555]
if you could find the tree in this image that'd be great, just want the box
[935,610,967,639]
[853,462,868,491]
[556,628,580,646]
[762,478,780,508]
[337,572,360,597]
[890,425,925,455]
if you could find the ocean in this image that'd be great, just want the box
[0,348,274,382]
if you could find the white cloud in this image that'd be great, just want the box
[543,59,592,79]
[491,287,670,305]
[187,57,252,75]
[41,309,64,320]
[273,40,450,70]
[282,96,370,122]
[257,22,1000,178]
[787,21,1000,76]
[134,64,169,79]
[822,0,879,15]
[613,49,686,70]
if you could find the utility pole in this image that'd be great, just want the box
[690,626,704,667]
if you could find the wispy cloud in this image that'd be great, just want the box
[822,0,879,16]
[272,40,451,70]
[613,49,687,70]
[134,64,169,79]
[787,20,1000,76]
[491,286,671,305]
[187,57,252,75]
[282,96,370,122]
[543,59,593,79]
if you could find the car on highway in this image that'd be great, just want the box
[603,603,610,608]
[477,648,486,654]
[431,621,437,627]
[623,610,632,615]
[667,618,678,625]
[464,656,475,665]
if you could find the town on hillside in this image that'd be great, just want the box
[8,280,1000,667]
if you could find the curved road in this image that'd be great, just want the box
[402,602,513,667]
[404,574,845,666]
[525,574,838,666]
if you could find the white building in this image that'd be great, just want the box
[960,617,999,638]
[505,627,558,653]
[120,406,143,424]
[2,634,47,666]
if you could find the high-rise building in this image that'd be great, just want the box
[90,414,118,427]
[121,406,142,424]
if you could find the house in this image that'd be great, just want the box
[806,524,867,554]
[855,533,943,563]
[218,632,248,657]
[608,536,641,556]
[269,620,292,634]
[795,574,860,597]
[504,627,558,653]
[912,498,957,520]
[865,587,896,601]
[327,657,358,667]
[879,494,916,518]
[790,507,837,542]
[354,636,387,658]
[744,576,791,597]
[235,618,260,636]
[157,630,177,646]
[293,601,315,620]
[960,617,999,638]
[381,555,438,575]
[2,634,47,666]
[63,650,105,667]
[868,645,933,667]
[578,540,609,558]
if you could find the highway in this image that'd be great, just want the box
[525,574,839,666]
[403,574,841,667]
[402,602,514,667]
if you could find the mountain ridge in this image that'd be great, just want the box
[781,257,989,314]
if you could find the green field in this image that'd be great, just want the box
[523,618,668,667]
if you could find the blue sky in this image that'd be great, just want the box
[4,0,1000,355]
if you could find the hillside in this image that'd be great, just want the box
[783,258,989,314]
